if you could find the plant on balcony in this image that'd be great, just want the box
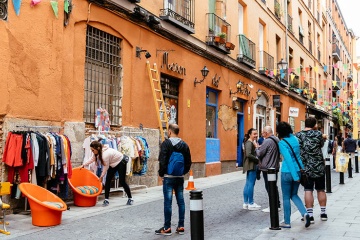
[218,32,226,43]
[274,3,283,18]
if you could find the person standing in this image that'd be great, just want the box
[332,136,339,170]
[295,117,327,223]
[155,124,192,236]
[342,133,357,173]
[276,122,311,228]
[82,141,133,206]
[243,128,261,211]
[256,126,281,212]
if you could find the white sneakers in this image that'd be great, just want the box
[262,207,282,212]
[243,203,248,209]
[248,203,261,210]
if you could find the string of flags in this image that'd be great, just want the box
[12,0,70,18]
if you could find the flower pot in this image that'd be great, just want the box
[219,37,226,44]
[226,42,235,50]
[214,36,221,43]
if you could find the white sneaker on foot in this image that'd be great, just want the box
[242,203,248,209]
[248,203,261,210]
[262,207,270,213]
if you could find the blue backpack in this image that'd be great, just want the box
[167,151,185,176]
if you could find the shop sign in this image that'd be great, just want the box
[289,107,299,117]
[163,52,186,75]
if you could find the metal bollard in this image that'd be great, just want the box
[339,172,345,184]
[355,152,359,173]
[325,158,332,193]
[348,153,353,178]
[190,190,204,240]
[268,168,281,230]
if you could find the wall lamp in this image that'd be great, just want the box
[194,66,209,87]
[229,81,253,96]
[136,47,151,59]
[251,89,263,104]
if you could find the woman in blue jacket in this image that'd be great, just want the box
[276,122,310,228]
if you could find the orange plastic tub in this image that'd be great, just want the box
[19,183,67,227]
[68,168,103,207]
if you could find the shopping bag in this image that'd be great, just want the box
[335,152,349,173]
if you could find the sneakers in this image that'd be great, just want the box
[126,199,134,205]
[301,216,315,224]
[279,222,291,228]
[155,227,172,236]
[248,203,261,210]
[243,203,248,209]
[304,213,311,228]
[261,207,282,213]
[176,227,185,235]
[321,213,328,221]
[102,200,109,207]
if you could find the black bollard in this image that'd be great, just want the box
[268,168,281,230]
[340,172,345,184]
[325,158,332,193]
[190,190,204,240]
[348,153,353,178]
[355,152,359,173]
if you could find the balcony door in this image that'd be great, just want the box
[259,23,264,69]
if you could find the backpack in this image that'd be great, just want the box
[327,140,333,154]
[167,151,185,176]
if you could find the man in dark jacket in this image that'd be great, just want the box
[155,124,191,236]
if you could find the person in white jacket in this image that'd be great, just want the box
[82,141,133,206]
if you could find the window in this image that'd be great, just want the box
[84,26,122,125]
[206,88,218,138]
[161,74,180,124]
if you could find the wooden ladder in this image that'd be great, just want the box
[146,61,169,142]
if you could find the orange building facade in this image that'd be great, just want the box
[0,0,356,186]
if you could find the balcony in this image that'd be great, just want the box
[302,80,309,99]
[160,0,195,34]
[206,13,232,54]
[332,43,341,61]
[287,14,293,33]
[259,51,274,78]
[333,74,341,90]
[274,0,281,19]
[347,71,353,82]
[237,34,256,69]
[277,73,289,87]
[317,49,321,62]
[310,87,317,103]
[299,26,304,45]
[289,74,300,93]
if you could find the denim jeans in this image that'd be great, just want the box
[263,171,281,208]
[163,177,185,229]
[243,169,257,205]
[281,172,307,224]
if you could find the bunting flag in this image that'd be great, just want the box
[332,81,337,87]
[311,93,315,98]
[50,0,58,18]
[323,79,327,86]
[314,66,318,73]
[336,90,340,96]
[333,64,338,68]
[270,71,274,77]
[64,0,69,13]
[305,67,309,74]
[296,68,300,74]
[354,83,358,89]
[273,69,277,76]
[343,64,348,69]
[281,73,285,79]
[291,74,295,81]
[30,0,41,6]
[12,0,22,15]
[323,65,328,72]
[342,82,346,88]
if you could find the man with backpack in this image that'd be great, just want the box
[155,124,192,236]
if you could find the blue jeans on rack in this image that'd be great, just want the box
[162,177,185,229]
[281,172,307,224]
[243,168,257,205]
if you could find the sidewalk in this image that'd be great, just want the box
[5,169,247,239]
[255,172,360,240]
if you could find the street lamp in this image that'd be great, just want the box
[277,58,288,72]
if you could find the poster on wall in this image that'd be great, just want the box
[163,97,178,124]
[289,107,299,117]
[289,117,295,132]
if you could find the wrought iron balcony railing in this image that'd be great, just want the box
[206,13,232,54]
[274,0,281,19]
[309,39,312,54]
[287,14,293,33]
[332,43,341,61]
[237,34,256,69]
[160,0,195,34]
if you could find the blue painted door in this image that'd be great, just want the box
[237,113,244,166]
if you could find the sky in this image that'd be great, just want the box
[336,0,360,58]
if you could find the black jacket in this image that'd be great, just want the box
[158,138,192,177]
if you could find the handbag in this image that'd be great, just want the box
[283,139,309,186]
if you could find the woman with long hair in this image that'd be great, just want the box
[82,141,133,206]
[276,122,310,228]
[242,128,261,210]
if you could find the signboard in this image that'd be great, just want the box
[273,95,281,108]
[289,107,299,117]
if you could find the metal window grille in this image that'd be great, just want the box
[84,26,122,125]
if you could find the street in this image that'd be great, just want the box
[9,168,342,240]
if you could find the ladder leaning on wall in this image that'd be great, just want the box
[146,61,169,142]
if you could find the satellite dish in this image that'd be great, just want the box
[248,84,254,89]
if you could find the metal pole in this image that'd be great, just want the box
[325,158,332,193]
[355,152,359,173]
[339,172,345,184]
[190,190,204,240]
[268,168,281,230]
[348,153,353,178]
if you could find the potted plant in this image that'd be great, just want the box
[218,32,226,44]
[225,42,235,50]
